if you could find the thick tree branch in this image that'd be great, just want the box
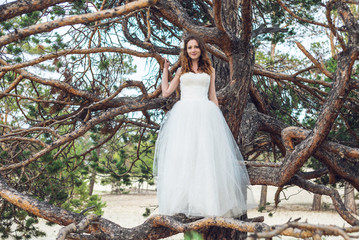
[253,65,332,88]
[0,0,159,48]
[290,175,359,226]
[282,126,359,159]
[1,174,357,239]
[57,214,99,240]
[277,49,357,186]
[213,0,226,33]
[0,75,23,99]
[0,0,75,22]
[0,175,81,225]
[244,106,359,191]
[240,0,252,44]
[252,24,288,38]
[155,0,222,44]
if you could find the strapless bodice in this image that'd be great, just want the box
[180,72,210,100]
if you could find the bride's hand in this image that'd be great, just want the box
[164,58,170,69]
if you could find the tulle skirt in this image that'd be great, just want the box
[154,98,254,218]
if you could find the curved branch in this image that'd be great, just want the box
[0,58,99,102]
[0,137,48,148]
[253,221,352,239]
[290,175,359,226]
[0,97,168,171]
[295,41,333,79]
[297,168,329,180]
[282,126,359,159]
[0,0,158,47]
[86,80,149,111]
[0,47,155,72]
[253,65,332,88]
[121,17,179,55]
[0,0,75,22]
[0,93,81,107]
[213,0,226,33]
[155,0,221,43]
[0,175,81,225]
[207,43,228,61]
[0,75,23,99]
[252,24,288,38]
[1,127,60,139]
[334,1,359,46]
[57,214,99,240]
[277,46,357,186]
[276,0,333,29]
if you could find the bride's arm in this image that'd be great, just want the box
[208,69,219,106]
[161,60,181,98]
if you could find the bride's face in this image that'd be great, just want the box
[186,39,201,61]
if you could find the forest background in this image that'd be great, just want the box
[0,0,358,239]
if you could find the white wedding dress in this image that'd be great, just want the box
[154,72,254,218]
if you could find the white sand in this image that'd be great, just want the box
[31,184,357,240]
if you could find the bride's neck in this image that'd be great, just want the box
[191,61,199,72]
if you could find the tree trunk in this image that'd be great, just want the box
[344,181,357,214]
[312,194,322,211]
[222,44,255,142]
[259,185,268,210]
[88,169,96,196]
[89,148,100,196]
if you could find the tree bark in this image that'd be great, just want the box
[201,214,248,240]
[223,44,255,142]
[344,182,357,214]
[312,194,322,211]
[0,0,75,22]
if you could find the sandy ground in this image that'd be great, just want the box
[32,184,357,240]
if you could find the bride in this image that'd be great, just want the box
[154,35,254,218]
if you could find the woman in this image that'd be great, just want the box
[154,35,253,218]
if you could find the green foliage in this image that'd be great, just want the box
[184,231,204,240]
[51,33,68,51]
[0,203,46,239]
[19,11,41,28]
[62,181,106,216]
[180,1,211,25]
[99,59,110,70]
[70,0,91,15]
[142,207,151,217]
[52,6,66,16]
[252,0,321,46]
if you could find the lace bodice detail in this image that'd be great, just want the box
[180,72,210,100]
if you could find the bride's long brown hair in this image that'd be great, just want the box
[179,35,213,75]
